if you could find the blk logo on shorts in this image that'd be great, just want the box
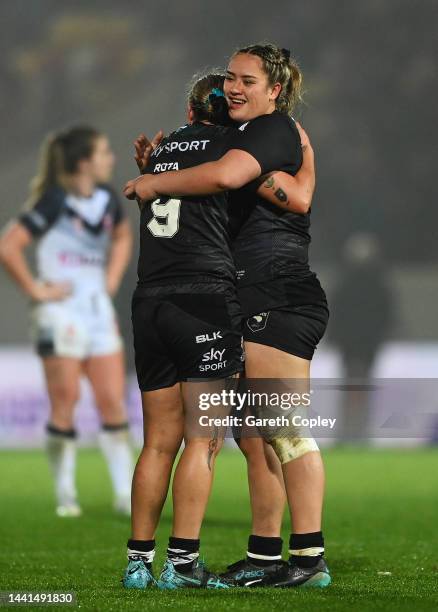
[247,312,270,333]
[195,331,223,344]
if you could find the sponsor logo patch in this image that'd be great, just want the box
[195,331,223,344]
[199,347,227,372]
[202,348,225,362]
[246,312,270,333]
[152,139,210,158]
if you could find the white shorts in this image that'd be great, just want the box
[31,292,123,359]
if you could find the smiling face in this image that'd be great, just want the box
[224,53,281,122]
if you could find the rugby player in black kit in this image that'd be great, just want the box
[130,44,331,589]
[122,73,313,590]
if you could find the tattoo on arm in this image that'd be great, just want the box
[207,426,219,471]
[274,188,288,204]
[262,175,290,207]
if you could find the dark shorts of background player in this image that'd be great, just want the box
[132,282,244,392]
[243,302,329,361]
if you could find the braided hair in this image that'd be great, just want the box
[233,43,303,114]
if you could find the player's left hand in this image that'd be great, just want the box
[106,275,119,297]
[123,179,138,200]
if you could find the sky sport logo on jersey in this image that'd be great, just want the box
[151,139,210,158]
[199,347,227,372]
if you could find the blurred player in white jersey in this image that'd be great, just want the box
[0,126,134,517]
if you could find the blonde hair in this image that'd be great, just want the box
[232,43,303,114]
[26,126,101,206]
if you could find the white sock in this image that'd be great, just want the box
[46,427,78,505]
[98,425,134,500]
[128,547,155,564]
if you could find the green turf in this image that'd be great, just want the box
[0,447,437,611]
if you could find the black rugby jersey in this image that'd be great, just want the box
[137,122,236,287]
[229,111,326,314]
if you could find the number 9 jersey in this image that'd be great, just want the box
[136,122,236,288]
[132,122,244,391]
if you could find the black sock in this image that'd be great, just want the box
[167,536,200,573]
[246,535,283,567]
[102,422,129,432]
[127,538,155,568]
[46,423,77,438]
[289,532,324,568]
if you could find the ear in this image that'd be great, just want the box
[269,82,282,102]
[77,157,91,174]
[187,105,195,124]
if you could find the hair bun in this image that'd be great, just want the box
[208,93,227,110]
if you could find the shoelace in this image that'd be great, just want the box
[197,558,231,586]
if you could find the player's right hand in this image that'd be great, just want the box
[123,179,138,200]
[134,130,164,172]
[31,281,72,302]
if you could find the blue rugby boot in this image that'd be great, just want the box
[122,557,155,589]
[272,557,331,588]
[157,559,231,590]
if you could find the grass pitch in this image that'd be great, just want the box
[0,447,437,611]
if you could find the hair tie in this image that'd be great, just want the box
[281,48,291,60]
[208,88,226,107]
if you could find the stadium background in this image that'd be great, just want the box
[0,0,436,446]
[0,2,437,610]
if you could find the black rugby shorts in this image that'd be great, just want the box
[132,284,244,391]
[243,302,329,360]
